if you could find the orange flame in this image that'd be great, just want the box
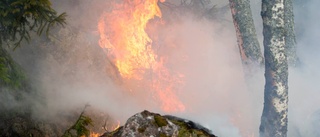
[98,0,161,79]
[88,121,121,137]
[88,132,100,137]
[112,120,120,130]
[98,0,185,112]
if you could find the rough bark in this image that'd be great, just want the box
[284,0,298,66]
[259,0,289,137]
[228,2,263,136]
[229,0,264,66]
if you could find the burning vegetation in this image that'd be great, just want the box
[1,0,319,137]
[97,0,224,113]
[98,0,187,112]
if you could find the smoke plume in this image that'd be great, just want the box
[1,0,319,137]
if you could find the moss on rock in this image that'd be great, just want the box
[170,118,215,137]
[154,114,168,127]
[101,110,216,137]
[138,126,146,133]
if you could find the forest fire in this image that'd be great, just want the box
[88,120,120,137]
[88,132,99,137]
[98,0,185,112]
[1,0,318,136]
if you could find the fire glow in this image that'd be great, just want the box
[98,0,185,112]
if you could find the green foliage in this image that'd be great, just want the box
[0,57,10,83]
[0,48,25,89]
[0,0,65,91]
[62,106,93,137]
[170,120,209,137]
[0,0,66,49]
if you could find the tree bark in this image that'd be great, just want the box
[259,0,289,137]
[284,0,298,66]
[229,0,264,66]
[228,1,264,136]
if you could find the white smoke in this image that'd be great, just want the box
[287,0,320,136]
[3,0,320,137]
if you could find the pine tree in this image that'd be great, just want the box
[0,0,66,48]
[0,0,66,88]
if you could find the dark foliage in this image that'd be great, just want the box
[62,106,93,137]
[0,0,66,49]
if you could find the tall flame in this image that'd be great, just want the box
[98,0,185,112]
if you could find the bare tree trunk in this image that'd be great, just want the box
[228,1,264,136]
[229,0,264,67]
[259,0,289,137]
[284,0,298,66]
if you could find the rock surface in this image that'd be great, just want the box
[101,110,216,137]
[0,114,62,137]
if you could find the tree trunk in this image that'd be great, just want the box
[229,0,264,67]
[228,1,264,136]
[284,0,298,66]
[259,0,289,137]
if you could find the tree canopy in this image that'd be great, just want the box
[0,0,66,49]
